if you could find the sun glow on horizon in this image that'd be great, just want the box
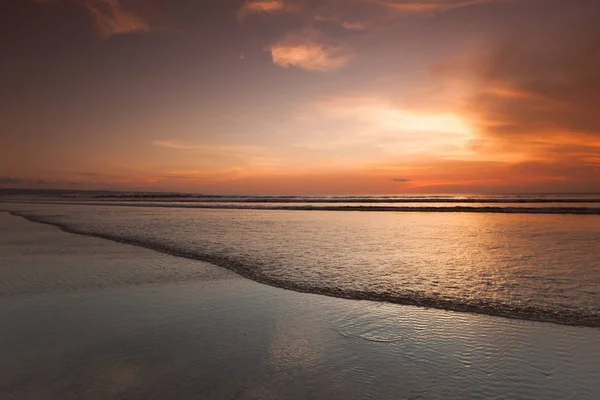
[303,97,477,159]
[3,0,600,194]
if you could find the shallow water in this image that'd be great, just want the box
[1,214,599,399]
[4,281,600,400]
[0,213,236,296]
[3,202,599,326]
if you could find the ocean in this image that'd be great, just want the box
[2,192,599,327]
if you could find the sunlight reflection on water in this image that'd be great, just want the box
[3,203,600,325]
[1,212,599,399]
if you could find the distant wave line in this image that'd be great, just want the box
[3,200,600,215]
[63,197,600,204]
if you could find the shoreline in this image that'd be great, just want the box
[1,212,599,399]
[5,208,599,328]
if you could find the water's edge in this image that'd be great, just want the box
[5,210,599,328]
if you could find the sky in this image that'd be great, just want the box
[1,0,599,194]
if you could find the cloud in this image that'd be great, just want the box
[0,177,51,185]
[244,0,512,71]
[0,177,27,185]
[341,21,367,30]
[72,172,124,179]
[152,140,263,155]
[31,0,153,38]
[288,95,476,166]
[369,0,503,15]
[239,0,287,18]
[63,172,160,185]
[240,0,510,28]
[392,177,411,182]
[157,168,247,182]
[152,140,276,167]
[83,0,151,38]
[463,0,600,162]
[152,140,204,151]
[268,29,354,71]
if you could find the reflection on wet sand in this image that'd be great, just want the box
[1,213,599,399]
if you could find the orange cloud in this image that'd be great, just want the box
[240,0,511,29]
[239,0,287,18]
[269,29,353,71]
[152,140,266,155]
[32,0,154,38]
[462,5,600,162]
[151,139,289,172]
[293,96,476,161]
[341,21,367,30]
[370,0,505,15]
[82,0,150,38]
[243,0,514,72]
[384,0,600,192]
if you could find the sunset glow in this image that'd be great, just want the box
[2,0,599,194]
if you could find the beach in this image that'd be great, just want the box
[5,0,600,397]
[1,211,599,399]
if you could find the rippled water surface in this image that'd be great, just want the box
[3,201,599,326]
[2,211,600,399]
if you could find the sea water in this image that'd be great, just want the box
[2,194,599,327]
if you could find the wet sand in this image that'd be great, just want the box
[1,212,599,399]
